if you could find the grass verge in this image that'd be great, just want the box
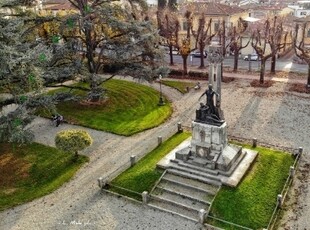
[162,80,196,94]
[0,142,88,211]
[42,79,172,136]
[209,143,295,229]
[108,132,191,200]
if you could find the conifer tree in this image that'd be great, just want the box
[0,0,55,143]
[42,0,168,102]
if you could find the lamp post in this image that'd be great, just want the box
[158,74,164,106]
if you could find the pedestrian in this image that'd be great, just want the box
[52,114,63,127]
[56,114,63,127]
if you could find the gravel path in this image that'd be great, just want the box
[1,78,310,230]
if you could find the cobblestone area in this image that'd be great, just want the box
[1,77,310,229]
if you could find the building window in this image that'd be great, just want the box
[307,29,310,37]
[182,22,188,31]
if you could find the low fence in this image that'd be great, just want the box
[103,183,143,202]
[98,123,182,185]
[206,215,253,230]
[98,127,303,230]
[266,147,303,230]
[204,137,303,230]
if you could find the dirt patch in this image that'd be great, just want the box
[250,79,275,88]
[0,149,31,188]
[222,77,235,83]
[288,83,310,94]
[266,71,306,80]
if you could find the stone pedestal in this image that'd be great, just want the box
[191,121,227,159]
[175,121,241,172]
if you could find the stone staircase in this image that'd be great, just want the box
[148,171,221,221]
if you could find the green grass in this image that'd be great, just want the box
[44,79,172,136]
[109,132,191,200]
[162,80,196,94]
[0,142,88,211]
[209,143,295,229]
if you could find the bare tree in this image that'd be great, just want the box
[226,18,249,72]
[252,16,285,83]
[294,23,310,86]
[157,8,180,66]
[191,15,215,68]
[269,17,290,74]
[178,10,193,75]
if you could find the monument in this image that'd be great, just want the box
[175,82,242,173]
[158,42,257,187]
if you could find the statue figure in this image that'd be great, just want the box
[197,84,224,126]
[199,84,218,115]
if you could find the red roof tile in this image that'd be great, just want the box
[181,2,244,16]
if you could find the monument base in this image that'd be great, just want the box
[175,121,241,172]
[175,143,242,173]
[163,120,258,187]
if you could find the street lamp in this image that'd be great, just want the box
[158,74,164,106]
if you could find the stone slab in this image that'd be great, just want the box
[221,149,258,187]
[157,138,258,188]
[157,137,192,169]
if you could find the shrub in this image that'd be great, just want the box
[169,69,184,76]
[55,129,92,159]
[188,70,208,79]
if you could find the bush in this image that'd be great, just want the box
[168,69,209,80]
[55,129,92,159]
[188,71,208,79]
[169,69,184,76]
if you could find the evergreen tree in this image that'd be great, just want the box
[0,0,54,143]
[41,0,168,102]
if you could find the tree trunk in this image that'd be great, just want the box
[182,55,188,76]
[199,52,205,69]
[233,50,239,72]
[169,45,174,65]
[270,55,276,74]
[260,59,266,84]
[307,64,310,87]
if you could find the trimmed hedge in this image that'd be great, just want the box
[169,68,208,80]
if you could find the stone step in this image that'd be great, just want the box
[167,164,223,183]
[153,187,209,211]
[158,179,215,202]
[218,150,247,177]
[155,184,212,205]
[163,173,219,194]
[167,168,222,187]
[148,195,200,221]
[170,159,220,176]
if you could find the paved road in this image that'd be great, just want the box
[166,54,308,73]
[1,77,310,229]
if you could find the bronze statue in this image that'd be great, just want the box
[197,84,224,126]
[199,84,218,115]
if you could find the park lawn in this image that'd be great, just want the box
[209,143,295,229]
[162,80,196,94]
[45,79,172,136]
[0,142,88,211]
[109,132,191,200]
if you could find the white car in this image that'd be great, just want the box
[192,50,207,58]
[243,54,259,61]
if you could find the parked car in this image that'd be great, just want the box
[192,50,207,58]
[243,54,259,61]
